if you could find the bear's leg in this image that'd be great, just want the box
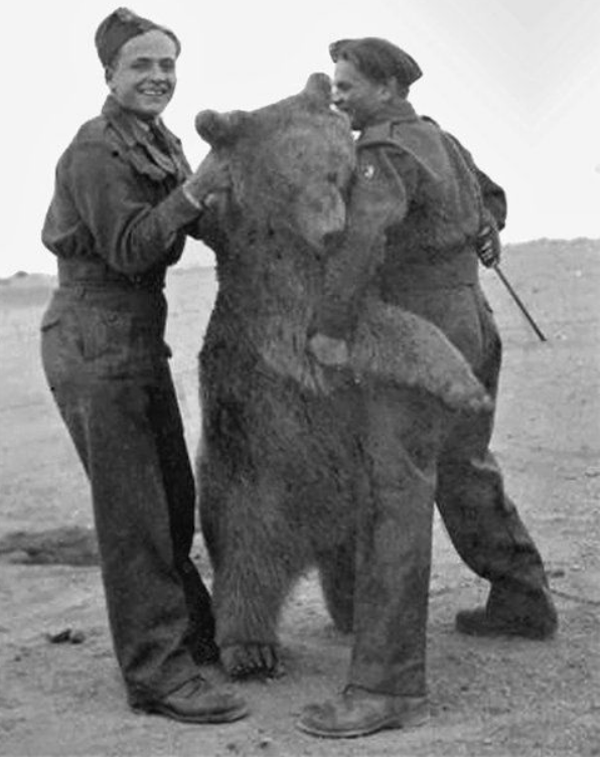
[316,538,356,633]
[210,483,304,679]
[196,451,222,570]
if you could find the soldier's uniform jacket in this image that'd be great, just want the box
[41,95,205,378]
[43,94,201,281]
[315,99,506,366]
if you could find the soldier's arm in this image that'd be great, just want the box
[470,164,506,266]
[441,129,506,267]
[52,140,201,275]
[473,166,507,231]
[445,132,507,230]
[422,116,507,230]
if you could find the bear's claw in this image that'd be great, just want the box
[221,643,282,680]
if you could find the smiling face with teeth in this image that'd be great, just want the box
[106,30,178,121]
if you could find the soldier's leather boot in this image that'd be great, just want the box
[296,685,430,738]
[130,674,249,724]
[456,584,557,640]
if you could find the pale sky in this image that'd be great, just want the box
[4,0,599,276]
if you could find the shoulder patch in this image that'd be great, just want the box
[361,162,376,180]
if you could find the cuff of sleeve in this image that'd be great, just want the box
[181,183,208,211]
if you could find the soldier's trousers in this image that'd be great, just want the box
[40,288,213,699]
[348,285,551,697]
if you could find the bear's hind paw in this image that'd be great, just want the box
[221,643,283,680]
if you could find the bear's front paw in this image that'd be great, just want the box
[221,643,283,680]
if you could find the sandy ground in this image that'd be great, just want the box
[0,240,599,757]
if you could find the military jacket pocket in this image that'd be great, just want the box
[79,307,165,377]
[80,308,132,361]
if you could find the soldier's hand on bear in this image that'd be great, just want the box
[182,152,231,210]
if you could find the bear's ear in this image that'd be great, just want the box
[302,72,332,111]
[195,109,249,147]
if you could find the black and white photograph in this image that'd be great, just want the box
[1,1,598,755]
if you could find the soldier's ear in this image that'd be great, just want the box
[385,77,408,100]
[377,79,395,103]
[195,110,249,147]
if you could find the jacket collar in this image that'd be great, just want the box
[101,95,187,178]
[366,99,418,128]
[357,99,419,146]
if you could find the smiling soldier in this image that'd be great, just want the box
[39,8,248,724]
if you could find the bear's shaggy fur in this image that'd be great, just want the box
[195,74,490,678]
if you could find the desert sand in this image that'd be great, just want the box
[0,239,598,756]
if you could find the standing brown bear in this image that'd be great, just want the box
[194,74,490,679]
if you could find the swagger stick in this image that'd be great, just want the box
[492,264,547,342]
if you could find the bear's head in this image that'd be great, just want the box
[195,73,355,254]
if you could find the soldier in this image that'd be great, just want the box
[40,7,248,724]
[298,37,557,738]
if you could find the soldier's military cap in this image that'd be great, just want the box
[329,37,422,87]
[95,7,181,68]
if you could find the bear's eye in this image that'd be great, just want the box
[326,171,338,184]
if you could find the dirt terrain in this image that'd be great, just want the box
[0,239,599,757]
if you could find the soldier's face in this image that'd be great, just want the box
[107,31,177,120]
[332,60,388,130]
